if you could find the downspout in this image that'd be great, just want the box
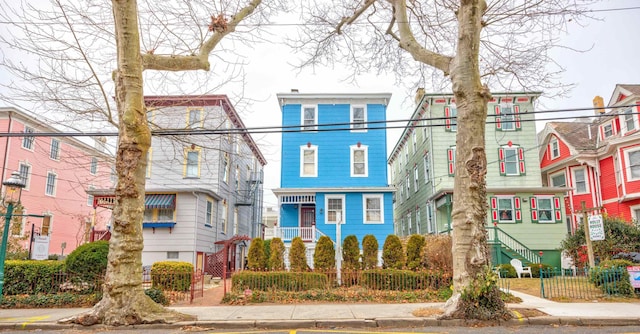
[2,110,14,181]
[192,192,200,267]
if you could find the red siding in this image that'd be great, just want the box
[621,144,640,194]
[599,156,618,201]
[540,135,573,168]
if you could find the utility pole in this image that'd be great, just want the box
[580,201,603,268]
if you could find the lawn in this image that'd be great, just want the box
[502,277,638,302]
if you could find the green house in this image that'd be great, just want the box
[388,90,570,268]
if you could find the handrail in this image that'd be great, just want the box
[487,225,541,264]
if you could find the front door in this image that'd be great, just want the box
[300,207,315,241]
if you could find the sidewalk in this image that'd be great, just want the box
[0,291,639,331]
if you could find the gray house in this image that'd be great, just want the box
[92,95,266,274]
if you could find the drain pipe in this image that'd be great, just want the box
[2,110,14,181]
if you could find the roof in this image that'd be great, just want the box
[276,92,392,108]
[546,121,598,151]
[607,84,640,107]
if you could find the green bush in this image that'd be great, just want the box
[268,238,285,270]
[4,260,66,295]
[530,263,556,278]
[65,240,108,282]
[406,234,425,270]
[151,261,193,292]
[382,235,405,269]
[496,264,517,278]
[342,235,360,270]
[589,261,634,296]
[313,236,335,270]
[231,271,328,292]
[362,234,379,269]
[0,292,101,309]
[145,287,169,305]
[360,269,451,291]
[263,239,272,265]
[289,237,308,271]
[247,238,267,270]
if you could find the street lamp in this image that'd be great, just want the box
[0,171,26,301]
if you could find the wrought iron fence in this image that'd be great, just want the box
[142,269,204,303]
[3,271,104,296]
[540,267,636,300]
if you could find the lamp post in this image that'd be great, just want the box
[0,171,26,301]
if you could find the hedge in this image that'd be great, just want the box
[151,261,193,292]
[360,269,451,291]
[231,271,329,292]
[3,260,66,295]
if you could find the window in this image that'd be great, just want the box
[301,145,318,177]
[623,108,636,133]
[407,213,412,235]
[399,181,404,203]
[222,153,230,183]
[413,167,419,192]
[41,215,52,235]
[445,105,457,131]
[50,139,60,160]
[326,195,345,224]
[447,146,456,176]
[573,168,588,193]
[18,163,30,190]
[363,194,383,224]
[235,165,240,190]
[87,185,95,206]
[405,175,410,196]
[550,172,566,187]
[233,208,239,235]
[302,105,317,130]
[537,198,554,223]
[423,153,431,184]
[415,208,421,234]
[530,196,561,223]
[426,204,434,233]
[422,120,427,141]
[45,172,56,196]
[550,138,560,159]
[412,131,417,152]
[498,198,514,222]
[496,104,520,131]
[221,201,228,233]
[351,105,366,131]
[22,126,34,150]
[205,199,214,227]
[489,196,522,223]
[90,157,98,175]
[143,208,175,222]
[145,148,152,178]
[167,252,179,259]
[187,108,203,128]
[499,146,525,176]
[184,147,200,178]
[602,123,613,139]
[404,145,408,161]
[631,205,640,224]
[627,149,640,180]
[350,145,368,177]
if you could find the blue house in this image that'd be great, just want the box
[270,92,395,266]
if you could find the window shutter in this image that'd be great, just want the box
[490,197,498,223]
[445,107,451,131]
[530,197,538,223]
[498,148,506,175]
[553,196,562,223]
[514,197,522,223]
[447,148,455,176]
[514,105,522,130]
[495,105,502,130]
[518,147,526,175]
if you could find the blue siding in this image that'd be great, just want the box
[281,103,388,188]
[280,204,299,228]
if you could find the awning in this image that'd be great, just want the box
[145,194,176,209]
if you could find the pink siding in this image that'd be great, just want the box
[0,118,113,256]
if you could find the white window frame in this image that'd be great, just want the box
[233,208,239,235]
[222,153,230,183]
[423,153,431,184]
[205,198,214,227]
[415,208,421,234]
[500,103,515,131]
[413,166,419,192]
[549,170,566,187]
[426,204,434,233]
[187,107,204,128]
[422,120,427,142]
[503,147,520,176]
[550,138,560,159]
[412,131,417,152]
[572,167,589,194]
[630,204,640,224]
[536,196,555,223]
[185,148,200,178]
[497,196,515,223]
[448,104,457,131]
[167,251,179,259]
[625,148,640,181]
[300,145,318,177]
[221,201,228,234]
[621,108,637,134]
[22,126,35,150]
[350,145,368,177]
[301,105,317,131]
[602,123,613,139]
[50,138,60,160]
[405,175,410,197]
[350,105,367,132]
[45,171,57,196]
[87,185,95,206]
[325,194,345,225]
[363,194,384,224]
[90,157,98,175]
[18,162,31,191]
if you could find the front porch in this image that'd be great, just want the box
[264,226,330,243]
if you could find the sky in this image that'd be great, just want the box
[1,0,639,211]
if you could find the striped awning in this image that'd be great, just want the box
[145,194,176,209]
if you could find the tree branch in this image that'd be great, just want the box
[335,0,375,34]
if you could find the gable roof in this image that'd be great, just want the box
[545,121,598,152]
[607,84,640,107]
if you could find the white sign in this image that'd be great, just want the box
[588,214,605,241]
[31,236,50,260]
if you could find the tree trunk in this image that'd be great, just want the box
[440,0,510,320]
[60,0,194,325]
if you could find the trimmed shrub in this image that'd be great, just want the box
[313,236,335,270]
[263,239,272,266]
[145,287,169,305]
[342,235,360,270]
[231,271,328,292]
[406,234,425,270]
[589,261,634,296]
[268,238,285,270]
[362,234,379,269]
[247,238,267,270]
[421,234,452,277]
[496,263,517,278]
[382,235,405,269]
[530,263,556,278]
[289,237,308,271]
[65,240,108,282]
[360,269,451,291]
[4,260,66,295]
[0,292,101,309]
[151,261,193,292]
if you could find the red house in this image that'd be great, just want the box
[539,84,640,232]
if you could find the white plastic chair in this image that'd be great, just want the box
[510,258,532,278]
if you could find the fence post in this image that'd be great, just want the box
[539,251,545,298]
[493,223,502,266]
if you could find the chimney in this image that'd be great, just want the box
[593,96,605,114]
[291,89,299,93]
[415,87,425,105]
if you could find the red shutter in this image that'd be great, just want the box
[498,148,506,175]
[447,148,455,176]
[514,105,521,129]
[514,197,522,223]
[495,105,502,129]
[530,197,538,222]
[554,197,562,222]
[518,147,526,175]
[445,106,451,131]
[490,197,498,222]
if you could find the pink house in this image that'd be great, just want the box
[0,107,114,257]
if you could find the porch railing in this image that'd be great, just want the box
[487,225,541,264]
[265,226,318,242]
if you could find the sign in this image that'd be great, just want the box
[588,214,605,241]
[31,235,50,260]
[629,266,640,289]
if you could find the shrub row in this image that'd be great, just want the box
[231,271,329,292]
[151,261,194,292]
[4,260,66,295]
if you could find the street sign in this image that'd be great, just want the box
[588,214,605,241]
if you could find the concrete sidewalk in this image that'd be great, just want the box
[0,291,639,331]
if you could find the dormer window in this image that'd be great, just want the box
[622,108,637,134]
[550,138,560,159]
[602,123,613,139]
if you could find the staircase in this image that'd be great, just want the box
[487,225,541,265]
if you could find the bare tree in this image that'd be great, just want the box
[290,0,594,319]
[1,0,284,326]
